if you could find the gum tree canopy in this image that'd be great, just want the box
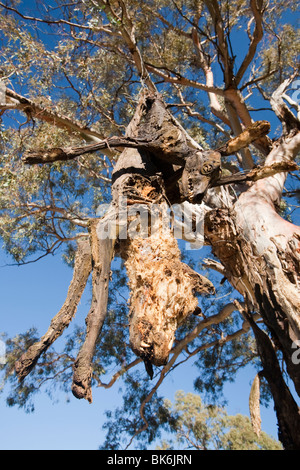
[0,0,299,450]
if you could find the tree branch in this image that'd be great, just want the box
[22,136,153,164]
[144,62,225,96]
[126,301,257,448]
[217,119,270,156]
[235,0,264,86]
[212,161,298,187]
[23,119,271,166]
[0,1,113,34]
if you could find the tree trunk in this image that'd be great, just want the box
[205,130,300,449]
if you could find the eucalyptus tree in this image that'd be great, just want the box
[0,0,299,450]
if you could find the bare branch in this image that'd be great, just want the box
[213,161,299,187]
[224,87,273,157]
[98,0,157,93]
[0,1,113,34]
[71,219,115,403]
[203,0,234,87]
[15,238,92,381]
[144,62,225,96]
[126,301,258,448]
[96,357,142,389]
[217,120,270,155]
[235,0,264,86]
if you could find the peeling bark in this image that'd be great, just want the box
[122,198,214,372]
[4,87,105,144]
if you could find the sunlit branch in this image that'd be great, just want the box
[270,76,300,133]
[144,62,225,96]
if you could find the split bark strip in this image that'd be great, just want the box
[71,220,115,403]
[217,120,270,156]
[15,238,92,381]
[249,373,262,437]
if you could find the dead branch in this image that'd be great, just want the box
[22,136,153,164]
[270,77,300,133]
[249,373,262,437]
[126,301,258,448]
[235,301,300,450]
[71,219,115,403]
[15,238,92,381]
